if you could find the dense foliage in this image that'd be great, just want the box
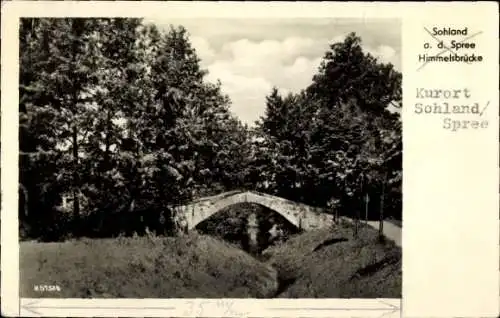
[252,33,402,226]
[19,19,401,241]
[19,18,250,240]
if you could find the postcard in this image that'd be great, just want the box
[1,2,498,317]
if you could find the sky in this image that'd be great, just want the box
[146,18,401,125]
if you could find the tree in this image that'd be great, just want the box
[260,87,287,139]
[256,32,402,235]
[20,21,402,242]
[80,18,147,236]
[122,24,252,234]
[20,18,106,238]
[308,32,402,114]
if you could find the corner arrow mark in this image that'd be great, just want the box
[268,299,400,313]
[21,301,175,315]
[21,300,42,316]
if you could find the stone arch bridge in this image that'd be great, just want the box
[171,190,334,231]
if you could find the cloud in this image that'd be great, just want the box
[205,62,272,125]
[199,37,328,124]
[326,33,400,68]
[206,65,272,98]
[218,37,320,71]
[280,56,323,91]
[148,18,401,125]
[190,36,217,65]
[199,36,399,125]
[364,44,398,66]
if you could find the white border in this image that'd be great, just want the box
[2,2,499,318]
[19,298,401,317]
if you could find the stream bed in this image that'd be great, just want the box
[195,202,302,297]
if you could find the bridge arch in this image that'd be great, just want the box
[172,191,334,232]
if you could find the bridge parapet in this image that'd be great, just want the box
[172,191,334,231]
[248,190,328,214]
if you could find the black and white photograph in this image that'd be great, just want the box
[18,16,402,299]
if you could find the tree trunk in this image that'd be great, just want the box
[70,20,82,235]
[365,192,369,223]
[72,126,80,224]
[19,183,31,239]
[104,110,111,165]
[379,171,387,241]
[19,183,29,217]
[355,174,365,238]
[354,197,359,238]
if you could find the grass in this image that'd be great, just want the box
[262,220,402,298]
[20,220,401,299]
[20,232,278,298]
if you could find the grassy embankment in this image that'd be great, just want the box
[20,233,278,298]
[21,220,401,298]
[263,220,401,298]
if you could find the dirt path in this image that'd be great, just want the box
[366,221,402,247]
